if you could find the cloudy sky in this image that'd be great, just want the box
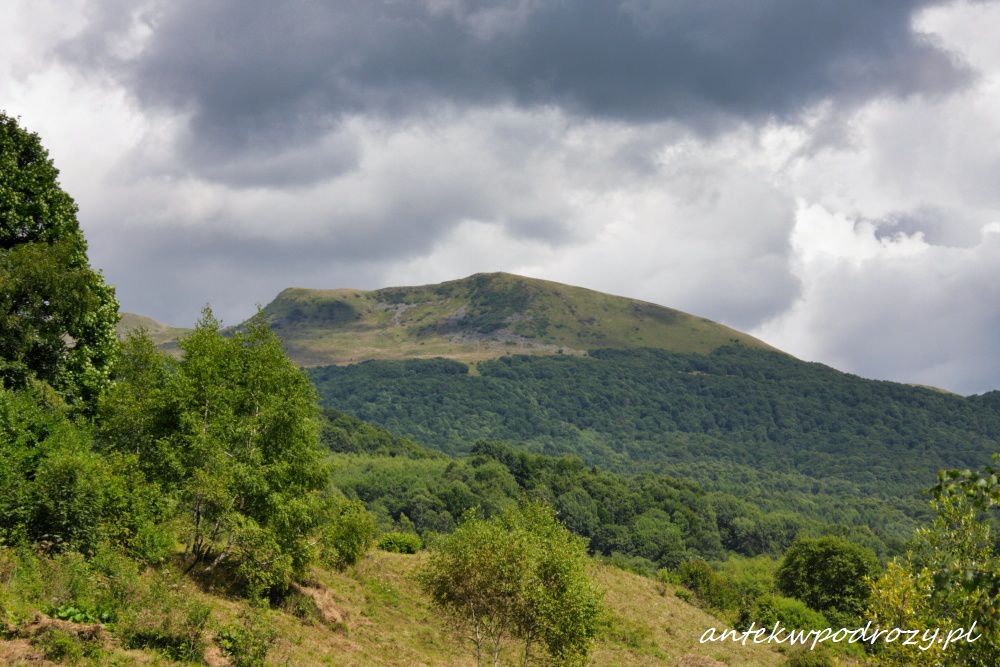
[3,0,1000,394]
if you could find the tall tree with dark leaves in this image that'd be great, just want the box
[0,112,119,404]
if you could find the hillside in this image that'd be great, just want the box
[311,347,1000,549]
[258,273,774,366]
[0,551,784,666]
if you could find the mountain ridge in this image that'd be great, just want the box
[256,272,778,366]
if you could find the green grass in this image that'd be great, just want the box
[0,549,785,666]
[247,272,776,366]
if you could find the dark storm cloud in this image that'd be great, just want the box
[69,0,970,183]
[87,219,451,325]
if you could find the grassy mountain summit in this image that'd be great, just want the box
[260,272,774,366]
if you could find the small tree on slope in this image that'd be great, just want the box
[419,503,602,666]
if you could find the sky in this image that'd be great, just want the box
[2,0,1000,394]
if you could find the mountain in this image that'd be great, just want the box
[259,272,774,366]
[120,273,1000,551]
[119,272,774,366]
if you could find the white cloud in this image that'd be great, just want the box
[756,205,1000,394]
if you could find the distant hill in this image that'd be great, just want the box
[116,312,190,353]
[119,273,774,366]
[259,272,774,366]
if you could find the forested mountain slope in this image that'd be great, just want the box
[312,347,1000,547]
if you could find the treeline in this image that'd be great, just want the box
[310,348,1000,541]
[325,416,889,566]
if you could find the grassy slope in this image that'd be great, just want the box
[0,552,784,666]
[259,273,775,366]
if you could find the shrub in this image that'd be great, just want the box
[116,574,212,663]
[322,500,378,569]
[785,646,836,667]
[30,627,102,663]
[217,609,277,667]
[377,532,422,554]
[420,503,602,667]
[737,594,828,632]
[676,559,740,611]
[777,536,879,619]
[99,315,334,596]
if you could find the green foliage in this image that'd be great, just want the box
[867,470,1000,665]
[378,532,422,554]
[676,559,741,611]
[736,594,828,632]
[322,408,442,459]
[333,440,725,568]
[30,626,102,663]
[312,347,1000,548]
[419,503,602,666]
[0,386,168,556]
[216,609,277,667]
[776,536,879,622]
[47,603,112,624]
[506,503,603,666]
[0,112,119,404]
[124,599,211,662]
[98,311,333,595]
[321,499,379,570]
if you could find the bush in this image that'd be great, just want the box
[676,559,740,611]
[777,536,879,619]
[217,609,277,667]
[116,573,212,663]
[378,532,422,554]
[420,503,602,666]
[30,627,102,663]
[785,646,836,667]
[602,552,658,577]
[99,315,334,596]
[322,500,378,569]
[737,594,828,632]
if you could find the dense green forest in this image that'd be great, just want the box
[311,348,1000,545]
[323,410,888,563]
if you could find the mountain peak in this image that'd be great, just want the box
[259,273,775,366]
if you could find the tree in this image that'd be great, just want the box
[321,499,378,570]
[508,504,603,666]
[0,112,119,403]
[776,536,879,623]
[0,383,166,557]
[866,459,1000,665]
[419,503,601,666]
[98,309,333,596]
